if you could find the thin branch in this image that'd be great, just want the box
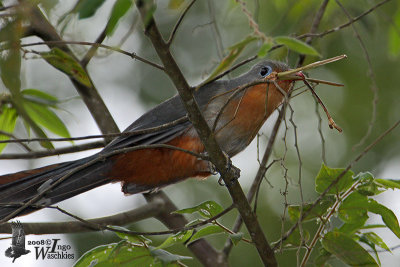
[198,55,257,88]
[0,141,104,159]
[0,201,234,237]
[334,0,379,149]
[0,116,188,144]
[275,118,400,250]
[27,5,120,135]
[300,180,361,266]
[167,0,197,46]
[298,0,393,39]
[0,200,164,234]
[207,0,225,59]
[0,130,32,152]
[18,40,164,71]
[81,26,107,67]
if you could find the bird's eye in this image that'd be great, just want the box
[260,66,272,77]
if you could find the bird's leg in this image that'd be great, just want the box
[200,151,241,186]
[219,151,241,187]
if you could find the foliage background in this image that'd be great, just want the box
[1,0,400,266]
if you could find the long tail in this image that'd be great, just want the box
[0,154,113,220]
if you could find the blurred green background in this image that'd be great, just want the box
[1,0,400,266]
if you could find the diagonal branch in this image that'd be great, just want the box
[135,1,277,266]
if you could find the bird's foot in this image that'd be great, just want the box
[218,151,241,187]
[201,151,241,186]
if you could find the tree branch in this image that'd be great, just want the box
[135,1,277,265]
[0,141,104,159]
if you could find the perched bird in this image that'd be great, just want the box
[0,60,303,220]
[4,221,30,262]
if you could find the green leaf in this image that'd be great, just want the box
[257,42,273,58]
[22,89,59,106]
[0,107,18,153]
[315,164,354,195]
[388,10,400,57]
[174,200,224,219]
[74,242,151,267]
[150,248,192,264]
[0,44,21,93]
[168,0,185,9]
[22,100,70,138]
[78,0,106,19]
[229,232,244,246]
[205,35,258,83]
[74,241,188,267]
[106,0,133,36]
[188,225,225,243]
[288,196,334,222]
[283,228,310,247]
[314,247,332,267]
[322,231,378,267]
[338,192,369,224]
[368,199,400,239]
[339,222,365,235]
[40,48,91,87]
[374,178,400,190]
[156,230,193,250]
[108,225,151,245]
[361,232,391,252]
[274,36,320,56]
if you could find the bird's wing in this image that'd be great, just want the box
[102,81,227,152]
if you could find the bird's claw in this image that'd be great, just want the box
[202,151,241,186]
[218,151,241,187]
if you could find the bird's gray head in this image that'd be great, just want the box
[248,60,290,79]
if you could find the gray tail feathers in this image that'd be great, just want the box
[0,155,113,220]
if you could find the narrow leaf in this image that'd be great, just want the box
[322,231,378,267]
[106,0,133,36]
[78,0,106,19]
[0,107,18,153]
[362,232,391,252]
[257,42,273,58]
[108,225,151,245]
[150,248,192,264]
[188,225,225,243]
[23,100,70,138]
[205,36,258,83]
[156,230,193,250]
[274,36,320,56]
[40,48,91,87]
[374,178,400,190]
[368,200,400,239]
[22,89,59,106]
[174,200,224,219]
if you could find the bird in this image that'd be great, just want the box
[4,220,30,262]
[0,60,303,220]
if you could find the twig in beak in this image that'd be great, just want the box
[305,78,344,87]
[303,79,343,132]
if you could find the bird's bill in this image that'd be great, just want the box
[277,71,305,81]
